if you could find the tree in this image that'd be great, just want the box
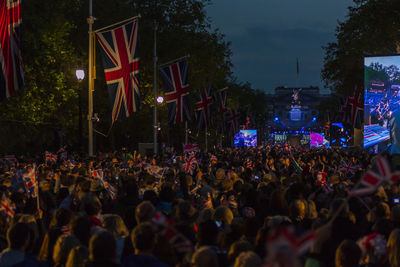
[322,0,400,95]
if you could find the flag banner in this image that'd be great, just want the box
[183,143,199,154]
[152,211,193,253]
[0,0,24,101]
[96,18,140,123]
[213,87,228,118]
[92,169,117,200]
[266,226,315,262]
[160,58,190,124]
[22,164,38,198]
[45,151,57,163]
[183,154,197,175]
[0,193,16,221]
[350,156,400,196]
[347,85,364,129]
[195,86,212,130]
[339,161,359,175]
[226,108,240,134]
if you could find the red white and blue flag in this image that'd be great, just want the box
[226,108,240,134]
[22,164,38,198]
[183,154,197,175]
[45,151,57,163]
[213,87,228,118]
[350,156,400,196]
[92,169,117,200]
[195,86,213,130]
[183,143,199,154]
[145,164,165,179]
[347,85,364,129]
[160,58,191,124]
[339,161,359,175]
[0,0,24,101]
[0,193,16,220]
[96,18,140,123]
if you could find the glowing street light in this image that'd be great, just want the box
[75,69,85,81]
[156,96,164,104]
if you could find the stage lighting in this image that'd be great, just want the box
[274,117,279,121]
[312,117,317,121]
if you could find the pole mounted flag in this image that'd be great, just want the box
[0,0,24,101]
[159,57,191,125]
[96,18,140,123]
[195,86,212,130]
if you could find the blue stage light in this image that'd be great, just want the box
[313,117,317,121]
[274,117,279,121]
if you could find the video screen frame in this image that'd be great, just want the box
[234,130,257,147]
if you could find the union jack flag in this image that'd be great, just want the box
[45,151,57,163]
[213,87,228,118]
[96,19,140,123]
[22,164,38,198]
[0,0,24,101]
[145,164,165,179]
[0,193,16,220]
[92,169,117,200]
[266,226,315,261]
[226,108,240,134]
[347,85,364,129]
[183,143,199,154]
[350,156,400,196]
[183,154,197,175]
[152,211,193,253]
[195,86,213,130]
[339,161,359,175]
[160,58,191,124]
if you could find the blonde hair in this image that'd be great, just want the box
[53,234,80,265]
[388,229,400,267]
[66,245,89,267]
[102,214,129,239]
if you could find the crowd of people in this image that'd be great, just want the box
[0,145,400,267]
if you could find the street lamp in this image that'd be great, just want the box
[75,69,85,154]
[156,96,164,104]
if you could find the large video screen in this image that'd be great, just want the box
[364,55,400,153]
[310,132,330,148]
[234,130,257,147]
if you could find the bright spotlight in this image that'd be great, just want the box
[274,117,279,121]
[156,96,164,104]
[75,69,85,81]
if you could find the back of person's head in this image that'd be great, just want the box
[214,206,234,225]
[289,199,306,220]
[7,222,31,250]
[387,228,400,267]
[50,208,72,228]
[228,240,252,264]
[159,185,176,203]
[197,220,220,246]
[329,198,350,219]
[192,246,219,267]
[53,234,80,266]
[70,215,91,247]
[374,202,390,219]
[89,230,116,262]
[234,251,262,267]
[335,240,361,267]
[135,201,156,224]
[66,245,89,267]
[102,214,129,239]
[80,194,102,216]
[391,206,400,223]
[131,222,155,253]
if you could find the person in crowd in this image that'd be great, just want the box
[0,222,32,267]
[65,245,89,267]
[85,230,119,267]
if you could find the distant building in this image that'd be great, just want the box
[267,86,331,129]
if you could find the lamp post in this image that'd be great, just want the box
[75,69,85,154]
[156,96,164,153]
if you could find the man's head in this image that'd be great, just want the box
[131,222,155,253]
[7,222,31,250]
[89,230,116,262]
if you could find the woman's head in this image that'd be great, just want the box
[101,214,129,239]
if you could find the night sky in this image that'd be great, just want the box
[206,0,354,93]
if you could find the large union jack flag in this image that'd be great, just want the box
[160,58,191,124]
[195,86,212,130]
[22,164,38,198]
[0,193,16,221]
[96,19,140,123]
[92,169,117,200]
[0,0,24,101]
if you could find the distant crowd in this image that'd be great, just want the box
[0,145,400,267]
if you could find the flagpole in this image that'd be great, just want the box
[205,130,208,152]
[153,21,158,156]
[88,0,94,157]
[185,121,188,144]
